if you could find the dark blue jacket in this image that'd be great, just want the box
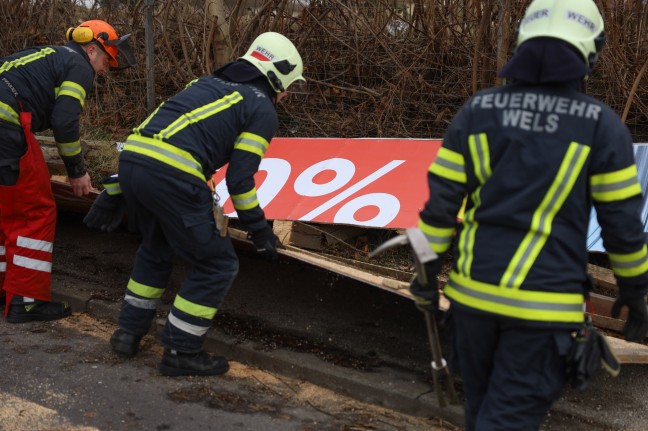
[0,42,95,177]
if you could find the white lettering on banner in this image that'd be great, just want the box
[217,158,406,227]
[299,159,405,222]
[294,158,356,196]
[335,192,401,226]
[215,158,292,216]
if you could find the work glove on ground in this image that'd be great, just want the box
[249,223,282,261]
[409,257,444,313]
[83,190,126,233]
[611,290,648,342]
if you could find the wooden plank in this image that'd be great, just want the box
[605,336,648,364]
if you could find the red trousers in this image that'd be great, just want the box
[0,111,56,313]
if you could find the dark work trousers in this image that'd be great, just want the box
[117,160,239,352]
[451,305,573,431]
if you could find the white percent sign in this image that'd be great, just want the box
[295,158,404,226]
[214,157,405,227]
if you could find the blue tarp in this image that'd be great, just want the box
[587,144,648,252]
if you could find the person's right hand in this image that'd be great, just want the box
[611,294,648,342]
[69,172,92,196]
[250,223,281,261]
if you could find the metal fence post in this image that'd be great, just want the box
[144,0,156,112]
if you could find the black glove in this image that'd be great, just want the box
[250,223,281,261]
[611,291,648,342]
[409,257,444,312]
[83,191,126,233]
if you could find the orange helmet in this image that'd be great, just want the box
[66,20,135,69]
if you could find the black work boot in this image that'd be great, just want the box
[159,349,229,377]
[6,300,72,323]
[110,328,142,358]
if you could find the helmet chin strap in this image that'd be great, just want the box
[267,71,285,93]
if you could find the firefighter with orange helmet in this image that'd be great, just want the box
[0,20,135,323]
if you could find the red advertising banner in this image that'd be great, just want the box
[211,138,442,229]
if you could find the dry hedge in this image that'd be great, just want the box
[1,0,648,142]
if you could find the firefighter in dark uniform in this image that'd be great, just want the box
[93,32,305,376]
[409,0,648,429]
[0,20,133,323]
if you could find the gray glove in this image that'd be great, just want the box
[409,257,444,312]
[83,191,126,233]
[611,292,648,342]
[249,223,281,261]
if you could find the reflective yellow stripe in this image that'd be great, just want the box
[0,47,55,73]
[234,132,269,158]
[501,142,590,288]
[231,188,259,211]
[173,295,218,320]
[457,189,482,277]
[156,92,243,140]
[418,219,454,254]
[429,147,467,183]
[609,244,648,278]
[123,134,206,181]
[0,100,19,126]
[104,182,122,196]
[445,271,584,323]
[468,133,492,185]
[134,103,164,133]
[56,81,86,107]
[127,278,165,299]
[57,140,81,157]
[590,165,642,202]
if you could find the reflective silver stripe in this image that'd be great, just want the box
[0,262,5,272]
[449,278,583,313]
[13,255,51,272]
[0,245,5,255]
[124,293,159,310]
[125,138,204,178]
[167,311,210,336]
[17,236,53,253]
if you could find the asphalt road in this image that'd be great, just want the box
[0,313,455,431]
[6,210,648,430]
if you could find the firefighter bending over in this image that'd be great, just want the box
[86,32,305,377]
[0,20,134,323]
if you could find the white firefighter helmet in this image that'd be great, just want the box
[517,0,605,67]
[240,32,305,93]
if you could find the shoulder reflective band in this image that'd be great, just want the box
[155,91,243,140]
[0,47,56,74]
